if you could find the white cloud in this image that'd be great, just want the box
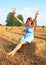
[17,7,34,22]
[17,7,39,21]
[37,13,46,26]
[17,7,46,26]
[0,7,46,26]
[0,9,7,25]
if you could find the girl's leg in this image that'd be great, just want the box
[7,41,27,57]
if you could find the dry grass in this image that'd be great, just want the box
[0,26,46,65]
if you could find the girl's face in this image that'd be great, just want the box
[26,20,32,27]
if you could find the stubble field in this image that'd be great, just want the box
[0,26,46,65]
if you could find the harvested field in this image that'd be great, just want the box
[0,26,46,65]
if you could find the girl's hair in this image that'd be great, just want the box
[26,17,33,25]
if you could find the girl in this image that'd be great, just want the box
[7,10,39,57]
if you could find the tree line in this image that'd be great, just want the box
[0,11,45,27]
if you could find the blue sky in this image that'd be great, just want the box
[0,0,46,26]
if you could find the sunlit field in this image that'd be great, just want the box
[0,26,46,65]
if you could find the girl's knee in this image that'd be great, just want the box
[20,41,27,45]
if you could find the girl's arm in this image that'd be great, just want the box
[33,10,39,31]
[14,15,26,26]
[13,9,26,26]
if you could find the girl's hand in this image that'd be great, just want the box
[12,8,16,15]
[35,10,39,16]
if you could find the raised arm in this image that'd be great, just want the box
[14,15,24,25]
[34,10,39,21]
[33,10,39,31]
[12,8,25,25]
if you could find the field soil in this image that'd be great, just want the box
[0,26,46,65]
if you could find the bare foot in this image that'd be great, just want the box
[7,51,15,57]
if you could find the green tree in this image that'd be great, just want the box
[6,12,15,26]
[0,24,2,26]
